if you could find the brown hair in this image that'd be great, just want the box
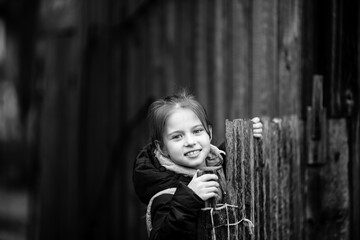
[148,90,212,148]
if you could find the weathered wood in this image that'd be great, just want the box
[225,119,240,239]
[252,0,278,116]
[223,119,260,239]
[351,112,360,240]
[229,0,251,119]
[242,120,255,240]
[289,116,304,240]
[213,0,226,140]
[194,0,209,107]
[277,0,302,117]
[280,117,291,240]
[305,119,350,240]
[306,76,327,165]
[311,75,324,140]
[269,119,280,240]
[254,127,265,240]
[262,117,272,240]
[321,119,350,239]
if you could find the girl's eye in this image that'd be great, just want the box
[194,128,204,134]
[171,134,182,140]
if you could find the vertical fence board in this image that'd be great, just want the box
[351,112,360,240]
[289,116,303,240]
[225,119,241,239]
[320,119,350,239]
[262,117,272,240]
[269,120,280,240]
[242,120,255,240]
[254,132,265,239]
[281,117,292,240]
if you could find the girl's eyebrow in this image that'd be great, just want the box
[166,124,203,136]
[166,129,183,136]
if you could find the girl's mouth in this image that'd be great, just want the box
[185,150,201,157]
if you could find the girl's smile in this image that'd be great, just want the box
[161,108,212,169]
[184,149,201,157]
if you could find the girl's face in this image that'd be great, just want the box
[161,108,212,169]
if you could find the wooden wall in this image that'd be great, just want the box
[30,0,359,240]
[117,0,302,144]
[115,2,302,239]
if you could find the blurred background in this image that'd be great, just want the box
[0,0,359,240]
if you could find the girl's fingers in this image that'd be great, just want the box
[251,117,260,123]
[253,128,262,133]
[197,173,218,182]
[253,122,263,129]
[202,192,218,201]
[202,181,219,189]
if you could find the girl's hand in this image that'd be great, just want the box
[188,171,220,201]
[251,117,263,138]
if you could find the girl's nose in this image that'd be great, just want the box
[184,135,195,146]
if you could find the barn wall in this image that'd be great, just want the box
[114,0,303,239]
[32,0,360,240]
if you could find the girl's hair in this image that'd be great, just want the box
[148,91,212,147]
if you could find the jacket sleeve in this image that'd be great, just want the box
[149,183,204,240]
[133,143,188,204]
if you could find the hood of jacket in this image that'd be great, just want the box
[133,143,192,204]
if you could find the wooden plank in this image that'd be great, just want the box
[213,0,226,141]
[164,0,176,92]
[306,77,327,166]
[194,0,208,107]
[237,120,247,239]
[311,75,324,140]
[254,126,265,240]
[305,119,350,239]
[351,112,360,240]
[177,0,193,89]
[289,115,303,240]
[320,119,350,239]
[38,36,81,240]
[329,0,343,117]
[225,119,241,240]
[300,0,316,118]
[252,0,278,117]
[269,119,280,240]
[242,120,255,240]
[262,117,272,240]
[229,0,251,119]
[277,0,302,116]
[225,119,257,240]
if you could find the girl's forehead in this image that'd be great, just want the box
[166,108,202,126]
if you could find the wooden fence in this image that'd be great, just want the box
[218,117,303,240]
[198,110,350,240]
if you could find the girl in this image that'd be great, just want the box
[133,91,262,240]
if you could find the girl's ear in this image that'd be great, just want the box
[154,140,162,152]
[208,125,213,141]
[155,140,169,157]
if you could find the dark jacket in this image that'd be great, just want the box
[133,143,205,240]
[133,143,226,240]
[133,143,195,204]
